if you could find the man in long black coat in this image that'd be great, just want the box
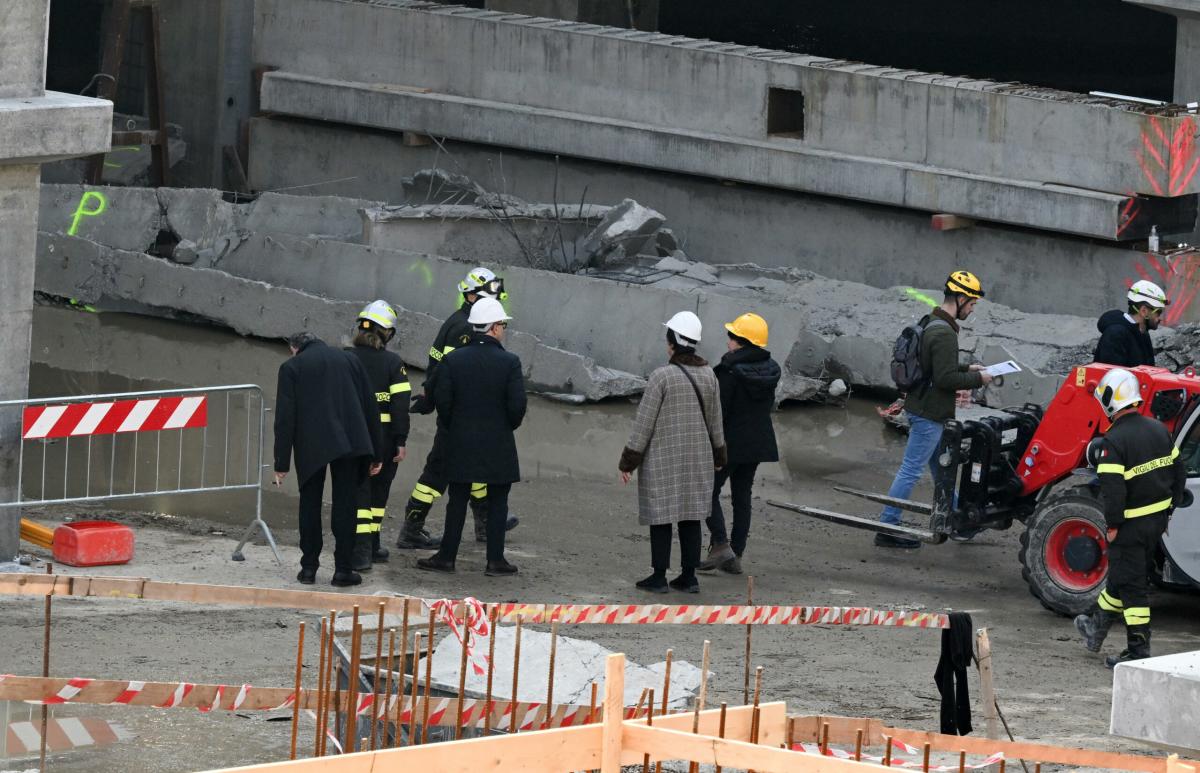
[273,332,384,586]
[417,299,526,576]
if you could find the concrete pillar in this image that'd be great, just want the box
[0,0,112,559]
[159,0,254,188]
[1125,0,1200,102]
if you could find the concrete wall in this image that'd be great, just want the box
[0,0,111,559]
[248,117,1159,320]
[252,0,1199,203]
[159,0,254,188]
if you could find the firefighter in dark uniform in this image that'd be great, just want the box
[397,267,519,548]
[347,301,411,571]
[1075,367,1187,667]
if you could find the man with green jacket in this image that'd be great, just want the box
[875,271,994,548]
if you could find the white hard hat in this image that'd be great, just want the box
[468,297,511,327]
[459,267,500,296]
[1128,280,1169,309]
[1094,368,1143,419]
[664,311,702,344]
[357,299,397,330]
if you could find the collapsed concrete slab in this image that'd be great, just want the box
[1110,650,1200,753]
[37,184,1161,408]
[428,624,706,709]
[34,233,646,402]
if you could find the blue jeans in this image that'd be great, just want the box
[880,413,945,525]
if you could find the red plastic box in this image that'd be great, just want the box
[52,521,135,567]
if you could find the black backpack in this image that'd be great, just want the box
[891,315,949,393]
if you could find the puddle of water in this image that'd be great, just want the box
[27,305,905,528]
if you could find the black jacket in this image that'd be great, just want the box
[347,345,411,449]
[715,346,780,465]
[434,333,527,484]
[423,303,473,391]
[273,339,384,484]
[1094,309,1155,368]
[1096,411,1186,528]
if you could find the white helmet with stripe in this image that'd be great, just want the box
[1094,368,1143,419]
[1128,280,1169,309]
[357,300,397,330]
[458,267,505,299]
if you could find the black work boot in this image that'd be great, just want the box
[395,499,442,549]
[351,534,374,572]
[470,500,520,543]
[371,532,389,563]
[1106,625,1152,668]
[1074,610,1119,653]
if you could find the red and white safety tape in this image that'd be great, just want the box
[488,603,949,628]
[22,396,207,440]
[794,742,1006,770]
[425,597,492,677]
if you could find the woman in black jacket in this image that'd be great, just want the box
[699,313,781,574]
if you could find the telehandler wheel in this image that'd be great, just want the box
[1019,484,1108,617]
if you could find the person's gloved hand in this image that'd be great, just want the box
[409,393,434,414]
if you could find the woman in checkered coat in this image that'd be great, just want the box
[619,312,727,594]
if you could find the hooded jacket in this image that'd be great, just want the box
[1094,309,1155,368]
[715,346,781,465]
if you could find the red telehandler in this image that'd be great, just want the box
[772,363,1200,616]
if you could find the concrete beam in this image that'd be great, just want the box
[246,117,1159,321]
[35,233,646,403]
[259,71,1188,240]
[253,0,1200,201]
[0,93,113,164]
[1111,650,1200,752]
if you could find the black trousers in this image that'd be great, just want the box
[357,457,398,537]
[707,463,759,556]
[436,482,512,563]
[649,521,701,573]
[1100,513,1167,627]
[406,430,488,523]
[298,455,364,572]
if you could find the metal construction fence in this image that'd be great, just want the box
[0,384,280,563]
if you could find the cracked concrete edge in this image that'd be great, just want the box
[34,232,646,402]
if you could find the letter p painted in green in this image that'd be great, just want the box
[68,191,108,236]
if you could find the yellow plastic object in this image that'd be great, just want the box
[20,518,55,549]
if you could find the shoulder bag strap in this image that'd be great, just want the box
[674,363,714,440]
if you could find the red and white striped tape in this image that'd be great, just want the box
[22,396,207,440]
[489,603,949,629]
[155,682,194,708]
[111,680,145,704]
[426,597,492,677]
[39,677,93,705]
[794,742,1006,771]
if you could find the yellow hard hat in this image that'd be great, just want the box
[946,270,985,299]
[724,313,769,347]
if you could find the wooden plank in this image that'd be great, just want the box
[624,723,863,773]
[975,628,1001,740]
[600,653,624,773]
[790,715,1196,773]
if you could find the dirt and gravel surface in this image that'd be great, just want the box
[1,307,1197,772]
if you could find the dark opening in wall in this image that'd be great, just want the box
[767,88,805,138]
[660,0,1177,103]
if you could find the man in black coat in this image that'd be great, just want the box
[699,313,781,575]
[273,332,384,587]
[417,298,526,576]
[1093,280,1168,368]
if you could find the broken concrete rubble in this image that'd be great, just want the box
[35,232,646,402]
[580,198,666,268]
[36,183,1166,408]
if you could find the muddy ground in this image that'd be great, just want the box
[1,307,1197,772]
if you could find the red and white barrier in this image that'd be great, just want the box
[794,742,1006,771]
[22,396,207,440]
[4,718,135,756]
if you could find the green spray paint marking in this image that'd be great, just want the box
[68,191,108,236]
[905,287,938,308]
